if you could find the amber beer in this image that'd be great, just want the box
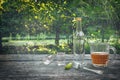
[91,52,109,67]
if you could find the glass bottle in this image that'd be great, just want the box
[73,17,85,68]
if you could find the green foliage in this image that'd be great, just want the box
[58,43,71,53]
[16,33,21,40]
[113,42,120,54]
[39,33,47,40]
[1,0,118,37]
[9,33,12,40]
[0,0,120,54]
[2,41,72,54]
[26,34,30,40]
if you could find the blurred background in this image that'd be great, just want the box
[0,0,120,54]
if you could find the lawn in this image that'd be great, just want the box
[2,39,67,46]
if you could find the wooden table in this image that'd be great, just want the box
[0,54,120,80]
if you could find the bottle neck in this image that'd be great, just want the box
[76,20,82,32]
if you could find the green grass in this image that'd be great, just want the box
[2,39,67,46]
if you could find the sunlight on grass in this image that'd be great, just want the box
[2,39,67,46]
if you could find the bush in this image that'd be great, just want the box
[111,42,120,54]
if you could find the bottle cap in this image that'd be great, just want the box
[75,17,82,21]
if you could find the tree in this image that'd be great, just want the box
[0,0,119,52]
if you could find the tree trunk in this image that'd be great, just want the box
[116,20,120,43]
[55,27,60,46]
[101,27,104,42]
[101,21,106,42]
[0,35,2,53]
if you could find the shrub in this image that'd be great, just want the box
[111,42,120,54]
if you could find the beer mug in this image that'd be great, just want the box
[89,43,116,67]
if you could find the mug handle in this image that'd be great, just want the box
[109,46,116,63]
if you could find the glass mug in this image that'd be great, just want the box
[89,43,116,67]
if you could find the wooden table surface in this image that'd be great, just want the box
[0,54,120,80]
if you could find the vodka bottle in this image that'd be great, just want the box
[73,17,85,68]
